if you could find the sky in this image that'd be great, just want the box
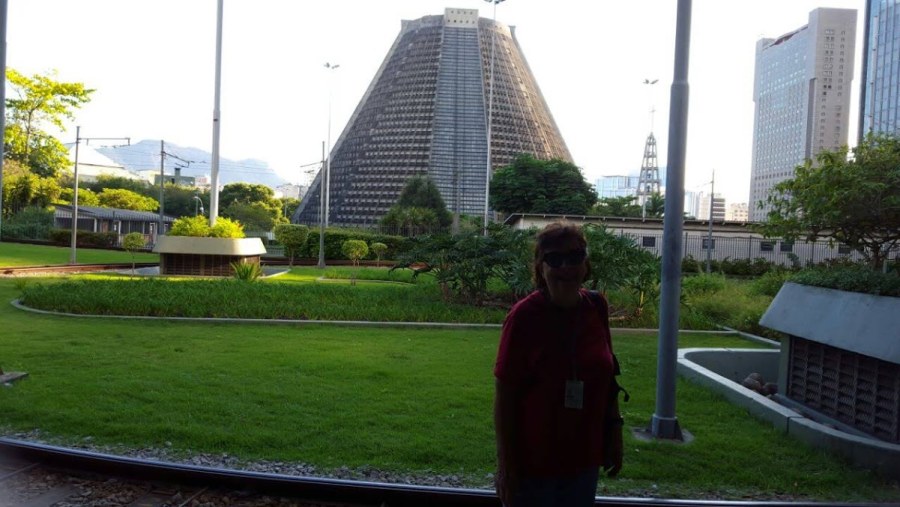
[5,0,866,205]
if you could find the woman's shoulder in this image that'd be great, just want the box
[506,290,546,318]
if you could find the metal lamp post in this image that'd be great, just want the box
[651,0,693,441]
[318,64,339,269]
[483,0,506,235]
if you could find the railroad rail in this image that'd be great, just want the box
[0,439,893,507]
[0,263,160,276]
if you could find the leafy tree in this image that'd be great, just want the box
[219,182,282,230]
[490,154,597,215]
[370,242,388,267]
[342,239,369,267]
[583,224,661,316]
[122,232,146,275]
[760,133,900,269]
[220,182,276,205]
[97,188,159,211]
[59,187,99,206]
[279,197,301,220]
[643,192,665,218]
[84,175,149,195]
[591,196,642,218]
[380,176,452,234]
[222,201,279,232]
[1,162,61,215]
[395,176,452,226]
[273,223,309,266]
[4,69,94,177]
[380,206,439,236]
[392,224,533,304]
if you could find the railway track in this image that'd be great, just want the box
[1,439,895,507]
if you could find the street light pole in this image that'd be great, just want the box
[652,0,693,441]
[317,141,326,269]
[323,62,340,228]
[483,0,506,236]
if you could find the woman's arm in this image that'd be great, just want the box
[494,378,520,505]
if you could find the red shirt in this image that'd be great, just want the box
[494,289,615,477]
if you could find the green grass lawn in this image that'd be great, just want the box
[0,241,159,267]
[0,274,898,501]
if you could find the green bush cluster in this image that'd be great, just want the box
[0,206,54,240]
[168,216,245,238]
[48,228,118,247]
[682,256,778,277]
[300,228,408,261]
[791,265,900,297]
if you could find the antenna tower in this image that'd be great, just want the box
[637,78,661,218]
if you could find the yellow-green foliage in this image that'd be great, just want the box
[341,239,369,265]
[210,217,245,238]
[169,216,245,238]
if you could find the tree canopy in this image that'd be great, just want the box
[381,175,452,234]
[4,69,94,178]
[490,154,597,215]
[760,133,900,268]
[590,196,642,218]
[219,182,283,231]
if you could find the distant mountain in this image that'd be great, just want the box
[95,140,287,189]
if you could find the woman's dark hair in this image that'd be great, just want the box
[533,221,591,291]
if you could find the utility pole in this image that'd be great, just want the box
[209,0,224,226]
[69,131,130,264]
[158,141,195,238]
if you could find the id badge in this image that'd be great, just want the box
[564,380,584,409]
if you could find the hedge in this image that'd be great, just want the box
[49,228,118,248]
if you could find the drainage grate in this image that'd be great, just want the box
[789,337,900,444]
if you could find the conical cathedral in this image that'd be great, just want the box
[293,8,572,228]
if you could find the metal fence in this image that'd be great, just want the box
[622,232,888,267]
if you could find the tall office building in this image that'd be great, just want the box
[860,0,900,138]
[697,192,726,221]
[293,8,571,227]
[748,8,856,222]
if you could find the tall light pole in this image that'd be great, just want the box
[323,62,340,228]
[209,0,224,226]
[652,0,693,441]
[483,0,506,235]
[317,142,326,269]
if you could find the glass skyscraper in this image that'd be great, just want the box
[859,0,900,138]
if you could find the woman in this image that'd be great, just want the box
[494,222,623,507]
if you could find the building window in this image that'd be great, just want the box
[760,241,775,252]
[780,241,794,253]
[702,238,716,250]
[838,244,851,255]
[642,236,657,248]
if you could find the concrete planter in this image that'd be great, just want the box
[758,281,900,478]
[153,236,267,276]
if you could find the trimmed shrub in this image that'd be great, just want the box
[48,228,118,248]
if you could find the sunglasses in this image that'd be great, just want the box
[542,249,587,268]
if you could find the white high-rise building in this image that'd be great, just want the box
[697,192,726,221]
[748,8,857,222]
